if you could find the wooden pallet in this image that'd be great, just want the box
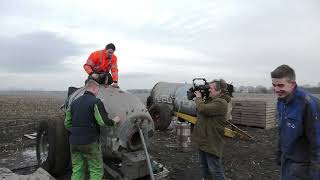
[230,99,276,129]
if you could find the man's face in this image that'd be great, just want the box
[106,49,114,58]
[272,78,296,99]
[209,83,220,97]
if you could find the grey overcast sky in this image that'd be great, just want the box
[1,0,319,90]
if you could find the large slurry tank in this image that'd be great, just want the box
[147,82,184,108]
[148,82,196,130]
[148,80,234,131]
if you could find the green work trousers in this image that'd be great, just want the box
[70,142,104,180]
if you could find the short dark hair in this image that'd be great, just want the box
[105,43,116,51]
[271,64,296,81]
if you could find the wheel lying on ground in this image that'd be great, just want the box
[149,103,172,130]
[36,117,71,178]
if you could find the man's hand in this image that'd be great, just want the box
[112,82,119,88]
[195,91,202,98]
[91,73,99,80]
[112,116,121,124]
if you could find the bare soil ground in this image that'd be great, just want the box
[149,127,280,180]
[0,91,281,179]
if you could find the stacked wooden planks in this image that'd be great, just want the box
[231,98,277,129]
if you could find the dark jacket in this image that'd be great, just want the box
[192,93,231,158]
[64,91,114,145]
[277,86,320,180]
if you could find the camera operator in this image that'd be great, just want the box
[191,79,231,180]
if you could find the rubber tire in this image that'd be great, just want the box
[36,120,50,171]
[146,96,153,109]
[36,117,71,178]
[149,103,172,131]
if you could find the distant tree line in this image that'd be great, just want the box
[235,83,320,94]
[235,85,272,93]
[301,84,320,94]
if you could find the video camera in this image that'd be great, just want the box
[187,78,235,100]
[187,78,210,100]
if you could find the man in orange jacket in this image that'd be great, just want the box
[84,43,119,87]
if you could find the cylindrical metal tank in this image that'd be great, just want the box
[150,82,197,116]
[173,84,197,116]
[66,86,155,159]
[150,82,184,109]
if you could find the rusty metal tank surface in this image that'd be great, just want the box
[66,85,155,159]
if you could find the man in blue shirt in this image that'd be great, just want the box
[271,64,320,180]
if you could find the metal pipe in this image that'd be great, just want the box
[136,122,155,180]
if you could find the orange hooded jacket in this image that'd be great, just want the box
[83,50,118,82]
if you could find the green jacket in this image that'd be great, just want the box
[191,93,230,157]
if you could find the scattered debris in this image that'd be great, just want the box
[0,167,55,180]
[23,132,37,140]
